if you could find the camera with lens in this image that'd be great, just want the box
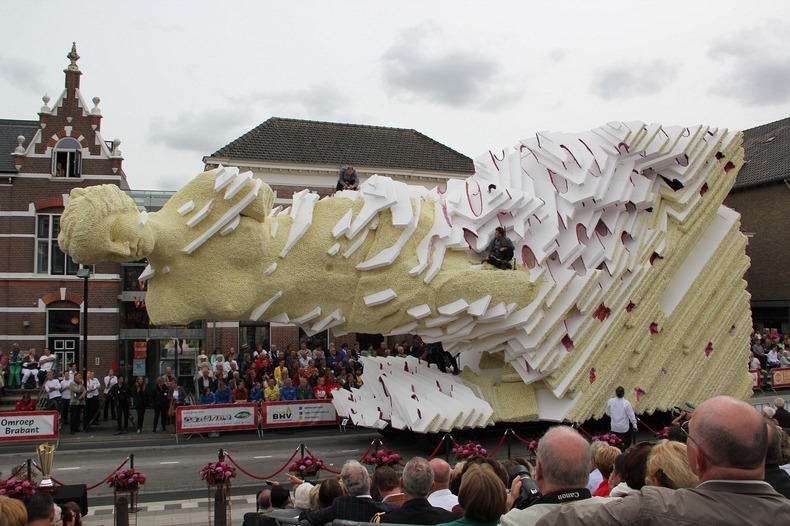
[511,464,542,509]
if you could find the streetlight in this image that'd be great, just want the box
[76,268,91,379]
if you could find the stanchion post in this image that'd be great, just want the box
[218,448,225,462]
[300,443,306,459]
[506,428,512,460]
[444,434,451,462]
[129,454,134,470]
[26,458,32,483]
[374,438,382,451]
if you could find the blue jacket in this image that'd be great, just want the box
[199,392,215,405]
[214,387,233,404]
[249,387,263,402]
[280,386,298,401]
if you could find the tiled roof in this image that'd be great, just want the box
[0,119,39,173]
[733,116,790,190]
[208,117,474,174]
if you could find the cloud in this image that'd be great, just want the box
[149,108,252,153]
[707,24,790,106]
[0,54,46,93]
[254,84,353,120]
[590,60,678,101]
[380,23,522,108]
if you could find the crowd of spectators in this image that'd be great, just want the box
[0,492,83,526]
[242,395,790,526]
[749,329,790,372]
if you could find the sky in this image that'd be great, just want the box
[1,0,789,191]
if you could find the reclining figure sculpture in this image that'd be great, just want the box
[58,121,753,432]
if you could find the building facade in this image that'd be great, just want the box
[724,116,790,334]
[0,44,126,377]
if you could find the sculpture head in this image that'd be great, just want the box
[59,184,154,264]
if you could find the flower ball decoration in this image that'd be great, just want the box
[199,460,237,486]
[527,440,539,455]
[592,433,624,447]
[289,455,326,478]
[453,442,487,461]
[107,468,147,491]
[362,448,402,468]
[0,479,36,499]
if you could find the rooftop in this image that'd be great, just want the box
[207,117,474,175]
[0,119,39,173]
[733,116,790,190]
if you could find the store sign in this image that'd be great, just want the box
[175,404,258,434]
[771,368,790,388]
[0,411,58,441]
[133,342,147,359]
[750,369,760,389]
[262,400,337,428]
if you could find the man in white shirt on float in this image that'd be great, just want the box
[427,458,459,511]
[605,385,637,449]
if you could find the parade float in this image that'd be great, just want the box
[58,121,753,433]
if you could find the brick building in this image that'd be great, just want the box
[724,116,790,334]
[199,117,475,354]
[0,44,127,376]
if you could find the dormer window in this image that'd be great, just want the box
[51,137,82,177]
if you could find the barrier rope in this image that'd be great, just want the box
[510,430,532,445]
[576,424,594,439]
[426,435,447,460]
[486,432,508,459]
[0,465,25,485]
[304,448,341,474]
[355,440,376,463]
[224,450,299,481]
[637,417,658,435]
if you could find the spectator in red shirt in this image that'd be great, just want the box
[325,372,341,393]
[592,445,620,497]
[233,384,249,403]
[15,392,36,411]
[313,377,329,400]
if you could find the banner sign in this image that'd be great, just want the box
[750,369,761,389]
[261,400,338,428]
[0,411,59,441]
[771,368,790,388]
[133,342,147,359]
[175,404,258,434]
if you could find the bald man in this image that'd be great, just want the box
[501,426,610,525]
[538,396,790,525]
[427,458,459,511]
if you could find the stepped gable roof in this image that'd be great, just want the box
[208,117,474,174]
[0,119,39,173]
[733,116,790,190]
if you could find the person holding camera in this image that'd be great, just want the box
[501,426,610,525]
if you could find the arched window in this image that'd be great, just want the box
[51,137,82,177]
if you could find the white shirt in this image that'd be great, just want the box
[44,379,61,399]
[39,354,55,372]
[605,396,637,433]
[427,488,458,511]
[86,377,101,398]
[60,379,72,400]
[104,375,117,394]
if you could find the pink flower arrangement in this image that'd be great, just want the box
[452,442,487,461]
[654,426,670,439]
[592,433,624,447]
[0,478,36,499]
[527,440,539,455]
[107,468,147,491]
[199,460,237,486]
[362,448,402,468]
[289,455,326,478]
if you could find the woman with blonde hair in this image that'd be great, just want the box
[646,439,699,489]
[0,495,27,526]
[439,462,507,526]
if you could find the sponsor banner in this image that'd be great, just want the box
[750,369,760,389]
[771,368,790,388]
[0,411,59,441]
[133,341,147,359]
[262,400,338,428]
[175,404,258,434]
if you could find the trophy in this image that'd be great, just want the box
[36,442,56,491]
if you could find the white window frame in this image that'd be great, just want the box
[36,213,87,275]
[51,137,82,178]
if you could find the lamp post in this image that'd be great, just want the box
[76,268,91,379]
